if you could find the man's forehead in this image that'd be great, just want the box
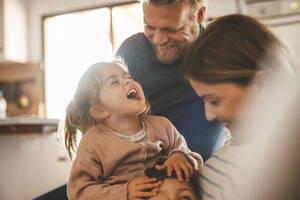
[143,2,191,26]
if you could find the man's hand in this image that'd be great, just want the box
[127,176,161,200]
[155,152,194,182]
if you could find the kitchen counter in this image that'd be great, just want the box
[0,128,71,199]
[0,116,59,133]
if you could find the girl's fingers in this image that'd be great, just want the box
[134,182,161,191]
[155,164,166,170]
[187,162,194,176]
[135,191,157,198]
[180,163,191,181]
[135,177,157,185]
[167,164,174,177]
[152,187,160,193]
[174,165,183,182]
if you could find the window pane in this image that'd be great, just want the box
[44,8,112,119]
[112,3,144,52]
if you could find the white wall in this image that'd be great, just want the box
[26,0,130,62]
[4,0,28,62]
[270,23,300,66]
[262,15,300,66]
[206,0,239,18]
[27,0,300,65]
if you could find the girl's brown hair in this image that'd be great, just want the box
[183,14,293,86]
[64,60,150,160]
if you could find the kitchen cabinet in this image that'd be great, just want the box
[0,0,28,64]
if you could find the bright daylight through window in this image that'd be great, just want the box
[43,3,143,119]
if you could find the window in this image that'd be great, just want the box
[43,3,143,119]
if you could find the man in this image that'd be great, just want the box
[116,0,224,161]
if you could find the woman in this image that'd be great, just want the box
[183,14,294,200]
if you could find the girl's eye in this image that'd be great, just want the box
[111,80,119,85]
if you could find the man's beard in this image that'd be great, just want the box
[151,41,185,65]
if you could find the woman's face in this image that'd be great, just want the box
[149,178,197,200]
[189,79,252,131]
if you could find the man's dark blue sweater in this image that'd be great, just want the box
[116,32,225,161]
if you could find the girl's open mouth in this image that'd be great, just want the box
[127,88,137,99]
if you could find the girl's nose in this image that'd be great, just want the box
[123,78,130,85]
[205,103,217,121]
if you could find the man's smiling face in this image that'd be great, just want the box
[143,1,202,64]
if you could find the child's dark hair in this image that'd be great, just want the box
[145,157,201,199]
[64,60,150,160]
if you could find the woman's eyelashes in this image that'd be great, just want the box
[205,98,220,106]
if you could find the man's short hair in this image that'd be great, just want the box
[141,0,204,6]
[141,0,205,19]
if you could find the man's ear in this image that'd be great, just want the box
[90,105,110,120]
[197,6,206,25]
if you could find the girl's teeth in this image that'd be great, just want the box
[127,89,137,98]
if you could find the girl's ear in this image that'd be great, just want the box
[90,105,110,120]
[253,71,267,102]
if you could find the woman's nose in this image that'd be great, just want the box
[205,103,217,121]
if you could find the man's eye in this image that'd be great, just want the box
[165,29,178,33]
[145,25,155,30]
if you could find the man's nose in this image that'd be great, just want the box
[152,30,168,46]
[205,103,217,121]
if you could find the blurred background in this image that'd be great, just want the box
[0,0,299,199]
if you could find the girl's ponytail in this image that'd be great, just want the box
[65,100,81,160]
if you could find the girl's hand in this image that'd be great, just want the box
[155,152,194,182]
[127,176,160,200]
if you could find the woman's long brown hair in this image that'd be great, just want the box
[183,14,293,86]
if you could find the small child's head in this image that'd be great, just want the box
[145,157,201,200]
[65,60,150,159]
